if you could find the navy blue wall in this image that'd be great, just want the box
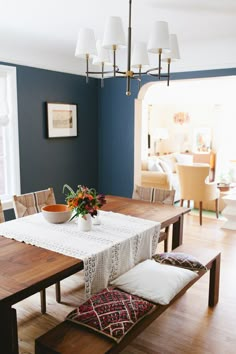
[2,60,236,219]
[98,68,236,198]
[1,62,99,206]
[98,78,136,198]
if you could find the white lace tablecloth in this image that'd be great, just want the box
[0,211,160,297]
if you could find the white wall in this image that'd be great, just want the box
[149,103,216,154]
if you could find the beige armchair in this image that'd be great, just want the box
[176,164,219,225]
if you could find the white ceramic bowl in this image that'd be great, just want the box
[41,204,72,224]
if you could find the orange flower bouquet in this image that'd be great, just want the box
[63,184,106,221]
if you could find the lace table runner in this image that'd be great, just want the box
[0,211,160,297]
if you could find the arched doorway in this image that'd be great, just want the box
[133,76,236,189]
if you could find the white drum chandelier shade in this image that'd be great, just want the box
[102,16,126,50]
[75,0,180,96]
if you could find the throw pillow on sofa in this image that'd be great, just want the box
[174,153,193,165]
[148,159,164,172]
[158,159,172,175]
[159,154,177,173]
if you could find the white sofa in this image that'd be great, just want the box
[141,153,194,202]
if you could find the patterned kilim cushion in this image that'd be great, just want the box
[152,252,208,271]
[66,287,156,342]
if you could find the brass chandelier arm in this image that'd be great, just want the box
[86,64,170,90]
[86,68,141,79]
[158,49,162,79]
[126,0,132,96]
[112,45,117,77]
[167,58,171,86]
[86,69,118,75]
[146,66,170,86]
[86,54,89,84]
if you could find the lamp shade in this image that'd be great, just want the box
[102,16,126,49]
[93,39,112,65]
[75,28,96,58]
[163,34,180,61]
[131,42,149,68]
[147,21,170,53]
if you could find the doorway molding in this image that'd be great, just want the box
[133,76,236,189]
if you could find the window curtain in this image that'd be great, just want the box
[0,73,9,126]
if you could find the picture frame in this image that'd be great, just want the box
[46,102,78,138]
[193,127,211,153]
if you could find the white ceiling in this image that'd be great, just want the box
[0,0,236,77]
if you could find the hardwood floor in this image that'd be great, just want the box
[17,213,236,354]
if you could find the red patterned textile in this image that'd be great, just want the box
[153,252,207,271]
[66,287,156,342]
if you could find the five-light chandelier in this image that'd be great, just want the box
[75,0,180,96]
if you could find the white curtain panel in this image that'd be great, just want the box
[0,74,9,126]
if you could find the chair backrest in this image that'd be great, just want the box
[13,187,56,218]
[13,192,37,218]
[152,188,175,205]
[176,163,214,201]
[0,200,5,223]
[34,187,56,211]
[132,185,153,202]
[132,185,175,205]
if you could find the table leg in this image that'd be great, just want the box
[55,281,61,303]
[0,306,18,354]
[172,215,183,249]
[209,253,221,307]
[40,289,46,314]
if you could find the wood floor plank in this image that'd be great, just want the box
[16,213,236,354]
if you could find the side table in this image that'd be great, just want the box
[221,194,236,230]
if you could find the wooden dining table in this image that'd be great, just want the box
[0,194,190,354]
[0,236,83,354]
[103,195,191,250]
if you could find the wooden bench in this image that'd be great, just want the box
[35,245,221,354]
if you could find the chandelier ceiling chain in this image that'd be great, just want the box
[75,0,180,96]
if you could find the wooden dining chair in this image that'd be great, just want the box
[13,192,37,218]
[34,187,56,211]
[13,187,56,218]
[132,185,175,252]
[132,185,153,202]
[13,187,57,314]
[152,188,176,252]
[34,188,61,304]
[0,200,5,223]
